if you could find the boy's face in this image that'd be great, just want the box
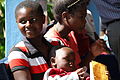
[66,7,87,33]
[16,7,45,38]
[55,47,76,72]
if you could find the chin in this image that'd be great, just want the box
[67,68,75,72]
[26,35,34,38]
[74,29,83,33]
[26,36,33,39]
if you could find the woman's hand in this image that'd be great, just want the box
[90,39,108,57]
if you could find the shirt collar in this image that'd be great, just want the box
[22,37,53,58]
[22,37,39,56]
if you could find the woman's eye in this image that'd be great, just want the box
[80,16,85,20]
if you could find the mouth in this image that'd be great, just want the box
[25,28,33,33]
[25,28,33,36]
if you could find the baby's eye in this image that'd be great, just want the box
[20,20,27,24]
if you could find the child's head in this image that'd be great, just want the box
[49,45,76,72]
[15,1,45,38]
[53,0,89,32]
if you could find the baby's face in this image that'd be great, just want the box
[16,7,45,38]
[55,47,76,72]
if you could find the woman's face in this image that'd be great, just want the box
[67,7,87,33]
[16,7,45,38]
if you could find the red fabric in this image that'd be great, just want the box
[49,68,71,77]
[18,47,28,53]
[86,76,90,80]
[30,63,49,74]
[45,27,90,68]
[100,52,108,55]
[9,59,29,69]
[9,41,49,80]
[45,68,90,80]
[51,41,60,46]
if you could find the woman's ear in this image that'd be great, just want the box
[62,11,70,22]
[42,15,45,24]
[50,57,57,68]
[61,11,71,26]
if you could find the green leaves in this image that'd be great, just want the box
[47,3,54,23]
[0,0,5,59]
[0,0,4,3]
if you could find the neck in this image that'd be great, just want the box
[28,35,49,57]
[28,35,43,45]
[55,22,71,39]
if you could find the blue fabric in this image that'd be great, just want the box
[87,0,100,35]
[0,57,8,63]
[92,0,120,23]
[5,0,25,57]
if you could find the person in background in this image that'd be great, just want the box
[92,0,120,69]
[85,10,99,40]
[44,45,90,80]
[8,1,52,80]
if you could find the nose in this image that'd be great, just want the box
[69,62,74,67]
[25,21,31,27]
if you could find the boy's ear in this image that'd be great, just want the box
[50,57,57,68]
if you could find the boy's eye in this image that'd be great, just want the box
[30,18,37,23]
[20,20,27,24]
[19,18,37,24]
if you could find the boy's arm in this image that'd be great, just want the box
[13,69,31,80]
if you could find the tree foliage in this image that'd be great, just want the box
[0,0,5,59]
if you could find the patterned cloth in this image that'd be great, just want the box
[93,0,120,23]
[8,37,50,80]
[43,68,90,80]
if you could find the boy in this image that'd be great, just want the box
[8,1,52,80]
[44,46,90,80]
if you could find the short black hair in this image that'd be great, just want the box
[15,1,44,18]
[53,0,89,22]
[49,45,69,59]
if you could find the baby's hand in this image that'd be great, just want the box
[75,66,89,80]
[105,70,111,80]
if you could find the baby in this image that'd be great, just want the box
[44,45,90,80]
